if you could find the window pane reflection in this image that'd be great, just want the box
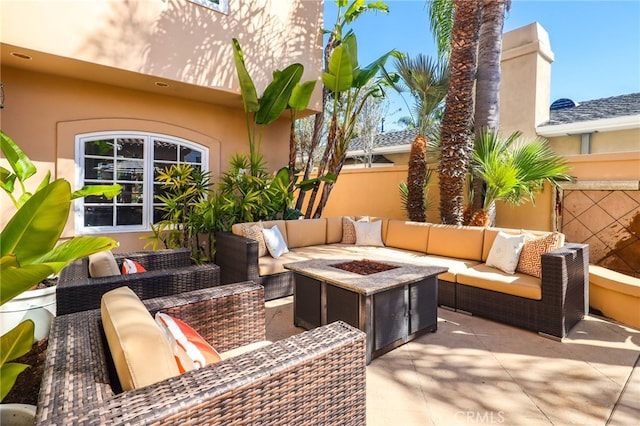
[84,206,114,227]
[117,138,144,159]
[85,139,114,156]
[116,206,143,225]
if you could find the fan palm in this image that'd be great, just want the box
[391,53,448,222]
[466,128,574,226]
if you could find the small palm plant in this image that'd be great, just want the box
[465,128,574,227]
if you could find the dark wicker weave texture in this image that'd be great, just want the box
[216,232,294,300]
[57,249,220,315]
[37,282,367,425]
[455,243,589,339]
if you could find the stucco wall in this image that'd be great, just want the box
[1,0,323,110]
[0,67,290,249]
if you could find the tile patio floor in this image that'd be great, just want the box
[266,297,640,426]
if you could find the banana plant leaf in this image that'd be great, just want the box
[0,131,36,183]
[72,184,122,200]
[289,80,317,112]
[0,320,34,401]
[323,45,354,93]
[255,64,304,125]
[232,38,259,113]
[0,179,71,263]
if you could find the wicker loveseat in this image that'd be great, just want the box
[215,217,589,339]
[57,248,220,315]
[37,282,366,425]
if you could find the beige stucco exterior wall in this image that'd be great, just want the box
[0,0,323,251]
[499,22,554,138]
[1,0,323,110]
[548,128,640,155]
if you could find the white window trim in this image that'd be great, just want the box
[188,0,228,14]
[75,131,208,234]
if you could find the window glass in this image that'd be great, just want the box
[76,132,208,233]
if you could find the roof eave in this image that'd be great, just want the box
[536,114,640,137]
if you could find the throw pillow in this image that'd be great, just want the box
[340,217,369,244]
[89,251,120,277]
[354,220,385,247]
[239,222,267,257]
[121,258,147,274]
[262,225,289,259]
[485,231,526,274]
[516,232,563,278]
[155,312,221,373]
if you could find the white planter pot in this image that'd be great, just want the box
[0,404,36,425]
[0,286,56,341]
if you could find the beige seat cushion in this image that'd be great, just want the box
[89,251,120,277]
[427,225,485,261]
[414,255,481,283]
[456,264,542,300]
[286,218,327,248]
[101,287,180,391]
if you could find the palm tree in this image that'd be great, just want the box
[466,128,574,227]
[471,0,511,214]
[437,0,481,225]
[392,54,449,222]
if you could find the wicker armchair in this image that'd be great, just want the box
[57,249,220,315]
[37,282,367,425]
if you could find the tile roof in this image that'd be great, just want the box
[540,92,640,126]
[348,128,417,152]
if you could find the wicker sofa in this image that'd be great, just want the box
[57,248,220,315]
[215,217,589,339]
[37,282,366,425]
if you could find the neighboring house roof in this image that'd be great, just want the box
[537,92,640,137]
[347,128,417,157]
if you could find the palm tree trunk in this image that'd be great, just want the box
[472,0,508,213]
[407,134,428,222]
[438,0,481,225]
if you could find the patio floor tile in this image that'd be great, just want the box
[266,297,640,425]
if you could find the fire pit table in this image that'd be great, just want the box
[284,259,447,364]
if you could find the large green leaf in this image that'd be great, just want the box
[0,131,36,184]
[0,320,34,364]
[72,184,122,200]
[289,80,317,112]
[231,38,259,113]
[353,49,398,88]
[255,64,304,125]
[323,45,353,93]
[0,258,54,305]
[0,179,70,263]
[31,236,118,275]
[0,320,33,401]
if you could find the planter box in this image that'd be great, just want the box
[0,286,56,341]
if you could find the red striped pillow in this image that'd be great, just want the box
[155,312,221,373]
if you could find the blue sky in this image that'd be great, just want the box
[324,0,640,130]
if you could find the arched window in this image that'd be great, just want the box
[75,132,208,233]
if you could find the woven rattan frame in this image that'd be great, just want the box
[455,243,589,338]
[37,282,367,425]
[216,232,294,300]
[57,249,220,315]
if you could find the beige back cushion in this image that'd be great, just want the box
[385,220,431,253]
[285,219,327,248]
[427,225,485,261]
[101,287,179,391]
[482,227,565,261]
[232,220,288,247]
[89,251,121,278]
[325,216,344,244]
[260,220,288,246]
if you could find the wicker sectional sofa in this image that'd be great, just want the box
[215,217,589,339]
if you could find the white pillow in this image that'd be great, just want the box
[485,231,526,274]
[354,220,385,247]
[262,226,289,258]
